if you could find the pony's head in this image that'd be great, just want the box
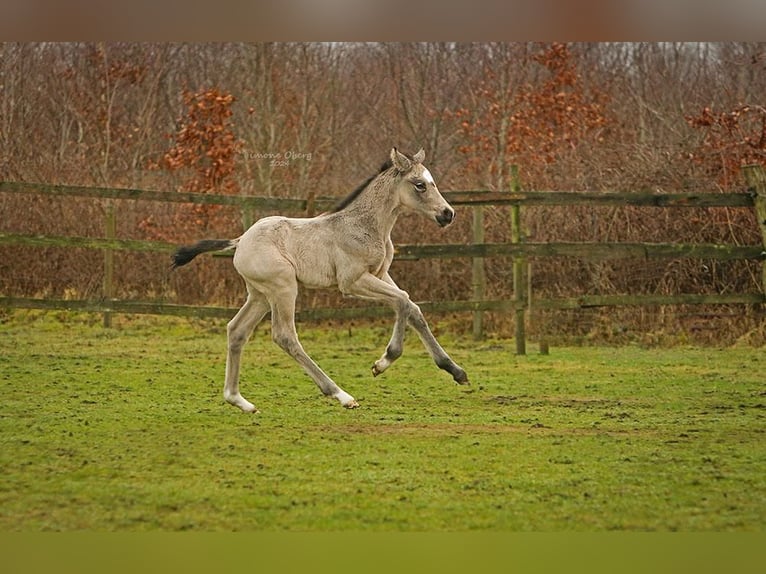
[389,148,455,227]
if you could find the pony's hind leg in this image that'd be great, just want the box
[224,290,270,412]
[269,283,358,408]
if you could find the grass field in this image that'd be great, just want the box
[0,311,764,531]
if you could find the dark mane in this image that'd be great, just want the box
[329,157,395,214]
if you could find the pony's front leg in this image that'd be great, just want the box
[373,289,469,385]
[372,307,407,377]
[407,306,469,385]
[342,272,408,377]
[361,274,468,384]
[345,272,465,382]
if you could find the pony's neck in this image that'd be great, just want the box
[343,170,401,237]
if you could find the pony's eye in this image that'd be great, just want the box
[413,181,427,193]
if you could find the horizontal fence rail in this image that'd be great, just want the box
[1,293,762,320]
[2,167,766,351]
[394,242,765,261]
[1,180,759,208]
[2,233,763,262]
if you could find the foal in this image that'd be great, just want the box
[173,148,468,412]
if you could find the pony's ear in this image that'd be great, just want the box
[390,147,412,173]
[412,148,425,164]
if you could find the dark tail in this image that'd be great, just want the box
[171,238,238,269]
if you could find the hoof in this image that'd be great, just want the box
[225,393,258,413]
[453,369,470,385]
[372,357,391,377]
[335,390,358,409]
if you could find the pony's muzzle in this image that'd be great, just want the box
[436,207,455,227]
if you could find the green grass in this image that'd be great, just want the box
[0,311,764,531]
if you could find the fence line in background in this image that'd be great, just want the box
[2,165,765,353]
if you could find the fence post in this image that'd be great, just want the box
[743,164,766,295]
[510,165,527,355]
[471,204,486,339]
[240,205,254,231]
[102,200,116,327]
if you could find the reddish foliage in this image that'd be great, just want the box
[144,88,242,241]
[450,43,609,187]
[686,104,766,188]
[157,88,241,194]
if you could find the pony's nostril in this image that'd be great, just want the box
[437,208,455,227]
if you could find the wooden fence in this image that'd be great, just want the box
[2,165,765,353]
